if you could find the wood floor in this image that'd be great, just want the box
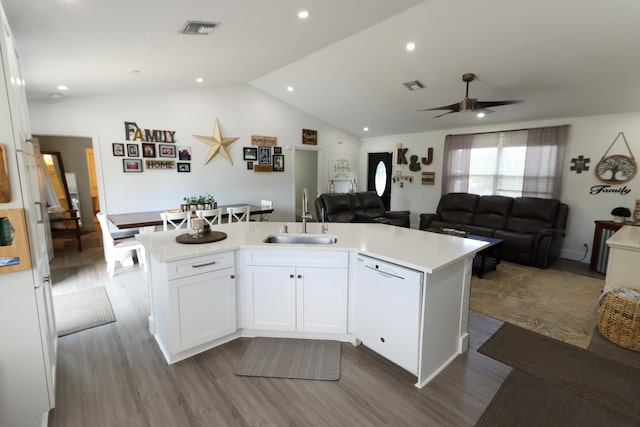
[47,233,599,426]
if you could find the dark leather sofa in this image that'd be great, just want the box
[419,193,569,268]
[315,191,410,228]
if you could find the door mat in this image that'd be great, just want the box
[478,323,640,423]
[477,369,638,426]
[54,286,116,336]
[235,337,341,381]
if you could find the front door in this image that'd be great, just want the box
[367,152,392,211]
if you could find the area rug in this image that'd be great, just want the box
[478,323,640,423]
[235,337,341,381]
[470,261,604,348]
[53,286,116,336]
[476,369,638,426]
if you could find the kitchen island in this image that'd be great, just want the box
[137,221,487,388]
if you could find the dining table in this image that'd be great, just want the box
[107,204,273,231]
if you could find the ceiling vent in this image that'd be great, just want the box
[181,21,219,35]
[403,80,425,91]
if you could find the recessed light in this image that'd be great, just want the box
[477,112,485,118]
[287,86,294,92]
[49,93,63,98]
[57,85,68,91]
[363,127,369,132]
[195,77,204,83]
[298,10,309,19]
[406,42,416,51]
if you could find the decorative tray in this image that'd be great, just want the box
[175,231,227,244]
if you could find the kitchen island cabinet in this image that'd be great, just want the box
[137,222,487,388]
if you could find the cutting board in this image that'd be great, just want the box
[0,144,9,202]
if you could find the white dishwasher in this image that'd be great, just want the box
[354,254,423,375]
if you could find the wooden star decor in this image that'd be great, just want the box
[193,119,239,165]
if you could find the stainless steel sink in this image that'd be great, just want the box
[263,233,338,244]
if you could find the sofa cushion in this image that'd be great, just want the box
[320,193,356,222]
[504,197,560,233]
[438,193,479,225]
[355,191,385,219]
[472,196,513,230]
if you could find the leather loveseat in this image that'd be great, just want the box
[419,192,569,268]
[315,191,410,228]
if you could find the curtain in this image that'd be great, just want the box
[441,125,569,199]
[523,125,569,199]
[441,133,473,194]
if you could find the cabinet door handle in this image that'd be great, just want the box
[34,201,45,224]
[192,261,216,268]
[289,274,294,279]
[230,274,235,279]
[297,274,302,279]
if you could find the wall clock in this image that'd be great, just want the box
[595,132,637,184]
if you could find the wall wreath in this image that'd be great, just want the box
[595,132,637,184]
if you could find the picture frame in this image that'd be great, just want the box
[273,154,284,172]
[246,161,253,170]
[123,159,143,172]
[243,147,257,160]
[302,129,317,145]
[142,143,156,158]
[178,146,191,161]
[258,146,271,164]
[112,143,125,156]
[273,146,282,154]
[177,162,191,173]
[127,143,139,157]
[159,144,176,158]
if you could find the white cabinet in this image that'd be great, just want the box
[354,254,423,375]
[297,267,347,334]
[238,250,348,334]
[243,265,296,331]
[150,251,236,363]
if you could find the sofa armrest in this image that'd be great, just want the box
[533,228,566,268]
[385,210,411,228]
[419,213,440,230]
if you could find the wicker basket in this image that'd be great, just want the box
[597,291,640,352]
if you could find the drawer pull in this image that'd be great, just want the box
[191,261,216,268]
[289,274,294,278]
[297,274,302,279]
[230,274,235,279]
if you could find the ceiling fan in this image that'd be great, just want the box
[419,73,523,118]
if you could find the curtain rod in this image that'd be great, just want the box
[447,124,569,138]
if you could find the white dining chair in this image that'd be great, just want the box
[160,211,190,231]
[96,212,146,278]
[196,208,222,227]
[227,205,250,223]
[260,200,273,222]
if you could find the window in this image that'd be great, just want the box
[442,125,569,199]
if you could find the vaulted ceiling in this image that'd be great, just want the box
[4,0,640,137]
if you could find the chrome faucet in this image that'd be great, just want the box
[320,208,328,234]
[301,188,312,233]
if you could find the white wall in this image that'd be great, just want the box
[28,84,361,222]
[361,111,640,263]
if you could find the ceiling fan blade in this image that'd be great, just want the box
[432,110,457,118]
[474,100,523,109]
[417,101,461,112]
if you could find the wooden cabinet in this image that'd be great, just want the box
[150,251,236,363]
[590,220,624,273]
[237,250,348,334]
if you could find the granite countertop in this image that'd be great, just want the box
[137,222,488,274]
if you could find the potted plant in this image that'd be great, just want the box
[611,206,631,223]
[203,193,216,209]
